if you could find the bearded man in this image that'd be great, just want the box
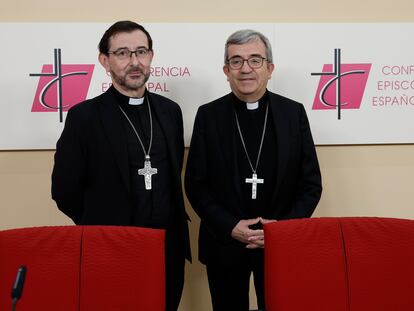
[52,20,191,311]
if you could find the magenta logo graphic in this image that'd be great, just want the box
[30,49,94,122]
[311,49,371,120]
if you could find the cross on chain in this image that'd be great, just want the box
[245,173,264,199]
[138,160,158,190]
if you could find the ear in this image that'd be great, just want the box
[267,63,275,79]
[98,53,110,73]
[223,65,230,81]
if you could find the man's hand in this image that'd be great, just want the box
[231,217,277,249]
[246,217,277,248]
[231,218,264,249]
[260,217,277,225]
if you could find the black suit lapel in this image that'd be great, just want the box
[217,94,243,201]
[148,94,181,182]
[98,90,130,193]
[269,94,290,196]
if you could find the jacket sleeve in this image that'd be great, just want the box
[280,105,322,219]
[185,107,239,239]
[51,107,87,224]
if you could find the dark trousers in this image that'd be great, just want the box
[206,250,265,311]
[165,232,185,311]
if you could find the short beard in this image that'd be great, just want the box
[111,68,150,92]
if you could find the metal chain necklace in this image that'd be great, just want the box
[234,103,269,199]
[118,98,157,190]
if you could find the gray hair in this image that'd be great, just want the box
[224,29,273,64]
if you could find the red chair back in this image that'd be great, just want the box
[264,217,414,311]
[0,226,165,311]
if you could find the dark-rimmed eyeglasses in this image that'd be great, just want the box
[108,47,151,61]
[226,56,267,70]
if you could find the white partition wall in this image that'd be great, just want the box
[1,23,414,149]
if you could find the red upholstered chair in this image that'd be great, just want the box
[264,217,414,311]
[0,226,165,311]
[0,226,82,311]
[80,226,165,310]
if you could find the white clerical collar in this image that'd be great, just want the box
[246,101,259,110]
[128,97,145,106]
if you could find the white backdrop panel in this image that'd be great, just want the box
[0,23,413,149]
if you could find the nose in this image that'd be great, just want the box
[129,52,140,65]
[240,60,252,72]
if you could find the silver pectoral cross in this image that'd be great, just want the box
[245,173,264,199]
[138,159,158,190]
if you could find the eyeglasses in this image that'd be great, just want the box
[226,56,267,70]
[108,47,151,61]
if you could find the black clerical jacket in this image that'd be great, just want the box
[185,91,322,265]
[52,88,191,261]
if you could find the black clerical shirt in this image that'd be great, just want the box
[233,91,278,219]
[112,87,174,229]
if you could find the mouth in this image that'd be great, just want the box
[127,66,144,76]
[127,71,143,78]
[239,77,256,82]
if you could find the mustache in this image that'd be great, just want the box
[126,66,144,74]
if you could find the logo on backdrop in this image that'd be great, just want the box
[311,49,371,120]
[30,49,94,122]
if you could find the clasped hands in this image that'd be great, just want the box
[231,217,276,249]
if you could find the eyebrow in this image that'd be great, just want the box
[228,53,264,59]
[112,45,149,51]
